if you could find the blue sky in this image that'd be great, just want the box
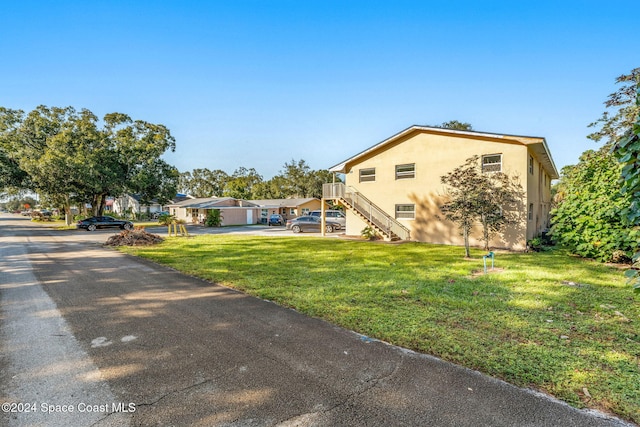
[1,1,637,179]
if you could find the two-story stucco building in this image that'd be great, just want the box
[323,126,558,250]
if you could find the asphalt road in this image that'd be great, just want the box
[0,214,633,426]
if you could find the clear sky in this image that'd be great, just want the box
[1,1,637,179]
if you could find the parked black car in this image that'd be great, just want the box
[268,214,285,226]
[77,216,134,232]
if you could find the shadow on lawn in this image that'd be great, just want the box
[124,236,640,423]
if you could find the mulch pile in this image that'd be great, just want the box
[105,228,164,246]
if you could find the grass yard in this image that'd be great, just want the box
[119,235,640,423]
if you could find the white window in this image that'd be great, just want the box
[359,168,376,182]
[482,154,502,172]
[529,155,534,174]
[290,208,296,215]
[395,204,415,219]
[301,208,310,215]
[395,163,415,179]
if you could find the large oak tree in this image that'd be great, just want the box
[0,105,178,223]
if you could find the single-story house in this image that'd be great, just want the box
[248,198,328,223]
[112,194,164,217]
[323,125,559,249]
[166,197,260,225]
[112,194,193,217]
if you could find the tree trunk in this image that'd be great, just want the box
[463,226,471,258]
[98,195,107,216]
[64,201,73,226]
[91,195,100,217]
[92,193,108,216]
[483,223,490,251]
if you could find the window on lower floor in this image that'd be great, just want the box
[395,204,415,219]
[359,168,376,182]
[528,203,533,221]
[482,154,502,172]
[301,208,310,215]
[395,163,415,179]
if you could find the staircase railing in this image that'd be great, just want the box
[323,183,411,241]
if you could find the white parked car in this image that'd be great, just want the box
[308,210,346,229]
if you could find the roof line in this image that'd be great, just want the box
[329,125,557,178]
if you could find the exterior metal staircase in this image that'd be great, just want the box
[323,183,411,241]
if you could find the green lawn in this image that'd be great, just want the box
[119,235,640,423]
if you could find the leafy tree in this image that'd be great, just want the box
[223,167,263,199]
[129,158,179,215]
[553,68,640,291]
[178,160,337,201]
[3,195,37,212]
[440,158,482,257]
[476,172,524,250]
[252,175,289,199]
[437,120,474,131]
[178,168,229,197]
[612,86,640,224]
[439,156,522,257]
[103,112,176,216]
[308,169,336,199]
[0,105,177,222]
[177,171,192,195]
[0,108,31,192]
[282,159,313,197]
[551,147,637,262]
[611,85,640,290]
[2,106,103,222]
[551,68,640,266]
[277,159,337,199]
[588,68,640,145]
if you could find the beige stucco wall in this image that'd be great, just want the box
[169,207,190,222]
[286,200,323,218]
[342,131,550,250]
[219,208,260,225]
[256,200,325,222]
[527,155,553,240]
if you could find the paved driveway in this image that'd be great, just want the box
[0,214,632,426]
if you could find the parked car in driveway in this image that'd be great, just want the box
[286,216,340,233]
[309,209,346,228]
[268,214,285,226]
[152,211,170,219]
[77,216,134,231]
[31,209,52,218]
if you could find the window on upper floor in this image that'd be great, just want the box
[395,204,415,219]
[395,163,415,179]
[481,154,502,173]
[529,155,534,174]
[359,168,376,182]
